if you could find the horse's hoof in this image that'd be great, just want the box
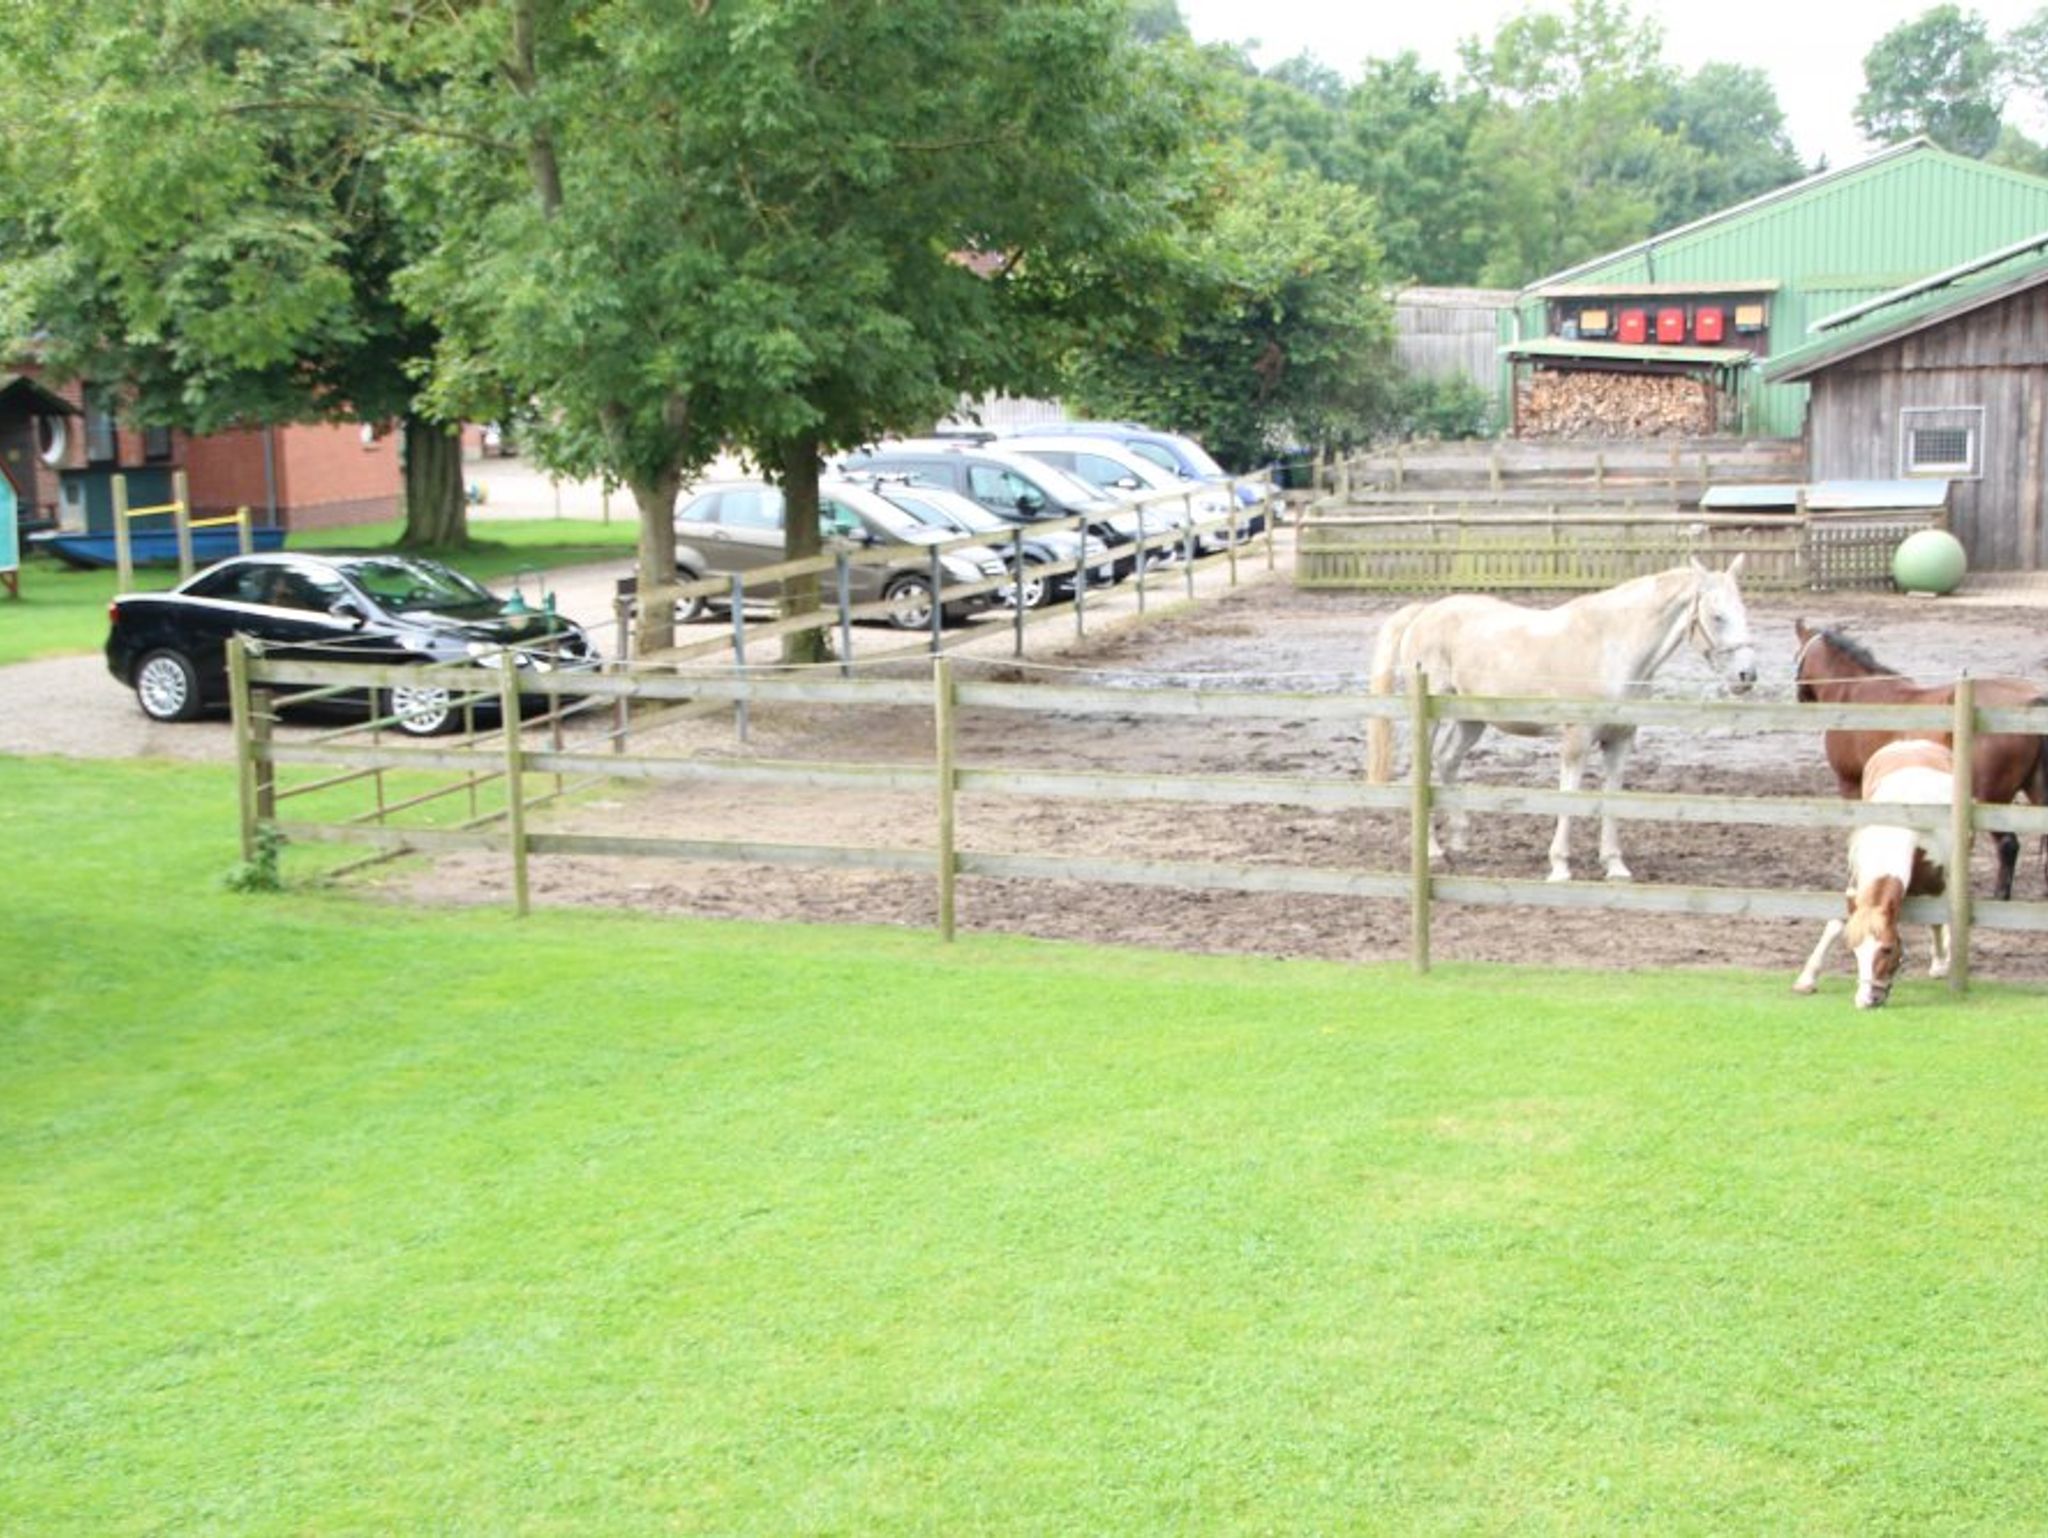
[1792,977,1817,995]
[1605,866,1634,883]
[1546,866,1572,884]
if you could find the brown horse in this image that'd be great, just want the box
[1792,619,2048,899]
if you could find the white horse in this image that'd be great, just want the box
[1793,738,1954,1008]
[1365,558,1757,883]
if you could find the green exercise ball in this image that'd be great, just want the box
[1892,528,1968,595]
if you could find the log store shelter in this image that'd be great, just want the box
[1501,140,2048,441]
[1763,233,2048,571]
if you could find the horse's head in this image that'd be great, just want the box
[1791,618,1888,703]
[1845,877,1907,1008]
[1689,555,1756,693]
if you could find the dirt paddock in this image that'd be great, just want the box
[367,576,2048,988]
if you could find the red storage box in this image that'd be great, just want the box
[1617,309,1648,344]
[1656,307,1686,343]
[1693,307,1725,343]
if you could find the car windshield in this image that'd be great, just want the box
[1163,434,1227,477]
[341,556,500,614]
[1010,458,1116,507]
[825,487,925,538]
[881,488,1009,536]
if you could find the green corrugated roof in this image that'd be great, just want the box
[1503,339,1755,367]
[1762,235,2048,381]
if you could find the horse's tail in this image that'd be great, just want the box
[1367,603,1426,784]
[2032,699,2048,892]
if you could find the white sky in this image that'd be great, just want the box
[1175,0,2048,169]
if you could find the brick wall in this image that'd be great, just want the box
[184,422,400,528]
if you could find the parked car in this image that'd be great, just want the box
[835,440,1149,578]
[996,420,1270,529]
[105,552,600,736]
[1002,433,1240,555]
[673,478,1009,629]
[851,476,1119,609]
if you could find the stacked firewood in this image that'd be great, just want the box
[1516,370,1718,438]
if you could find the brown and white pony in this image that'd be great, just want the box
[1793,738,1955,1008]
[1792,619,2047,899]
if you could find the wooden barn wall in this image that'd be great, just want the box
[1805,283,2048,571]
[1393,297,1513,390]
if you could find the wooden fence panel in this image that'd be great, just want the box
[236,644,2048,989]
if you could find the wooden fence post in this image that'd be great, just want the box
[1409,665,1433,975]
[1949,679,1975,993]
[229,637,257,862]
[172,470,193,580]
[500,653,530,917]
[112,474,133,593]
[935,657,958,942]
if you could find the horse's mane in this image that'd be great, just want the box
[1811,625,1897,677]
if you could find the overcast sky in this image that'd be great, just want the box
[1175,0,2048,170]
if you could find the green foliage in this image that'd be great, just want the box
[1064,152,1394,468]
[1856,4,2005,158]
[7,755,2048,1530]
[1652,63,1810,227]
[222,825,286,894]
[1374,371,1500,444]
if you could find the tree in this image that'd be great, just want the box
[1456,0,1686,285]
[1342,53,1493,285]
[1652,63,1808,227]
[1856,5,2004,158]
[1065,154,1394,469]
[377,0,1193,657]
[0,1,471,547]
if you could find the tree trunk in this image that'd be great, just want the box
[399,417,469,549]
[628,465,683,656]
[776,435,831,666]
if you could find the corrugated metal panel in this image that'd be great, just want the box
[1700,479,1949,511]
[1503,340,1754,365]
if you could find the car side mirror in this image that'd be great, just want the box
[330,600,368,627]
[1015,493,1045,515]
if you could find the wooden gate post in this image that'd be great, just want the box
[112,474,134,593]
[935,657,958,941]
[1409,665,1433,975]
[500,653,530,917]
[1949,678,1976,993]
[172,470,193,580]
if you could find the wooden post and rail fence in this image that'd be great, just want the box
[623,478,1285,667]
[229,643,2048,990]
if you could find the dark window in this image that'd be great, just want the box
[142,426,173,461]
[82,386,118,464]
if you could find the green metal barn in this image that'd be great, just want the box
[1504,139,2048,439]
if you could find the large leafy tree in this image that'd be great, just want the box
[1342,53,1493,285]
[1067,153,1393,469]
[1856,5,2004,158]
[0,2,470,546]
[375,0,1193,656]
[1457,0,1683,286]
[1652,63,1808,227]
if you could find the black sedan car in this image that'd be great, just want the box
[106,552,599,736]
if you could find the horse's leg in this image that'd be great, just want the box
[1433,721,1484,861]
[1929,922,1952,979]
[1793,916,1846,994]
[1547,724,1592,883]
[1992,831,2018,901]
[1596,726,1637,882]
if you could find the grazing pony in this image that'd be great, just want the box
[1793,738,1954,1008]
[1365,558,1757,883]
[1792,619,2048,899]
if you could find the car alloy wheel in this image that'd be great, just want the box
[1005,561,1049,611]
[389,682,457,736]
[885,575,935,631]
[135,649,202,722]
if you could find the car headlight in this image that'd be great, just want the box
[1105,512,1143,538]
[941,555,981,583]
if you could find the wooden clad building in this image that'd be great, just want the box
[1766,234,2048,572]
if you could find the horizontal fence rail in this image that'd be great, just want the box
[232,643,2048,988]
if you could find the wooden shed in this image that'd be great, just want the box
[1765,233,2048,572]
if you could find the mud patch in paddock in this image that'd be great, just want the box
[370,582,2048,984]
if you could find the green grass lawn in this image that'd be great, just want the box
[0,520,636,665]
[6,754,2048,1534]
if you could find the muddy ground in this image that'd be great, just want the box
[364,577,2048,987]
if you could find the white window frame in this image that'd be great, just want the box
[1898,405,1984,481]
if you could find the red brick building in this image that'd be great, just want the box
[1,364,400,536]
